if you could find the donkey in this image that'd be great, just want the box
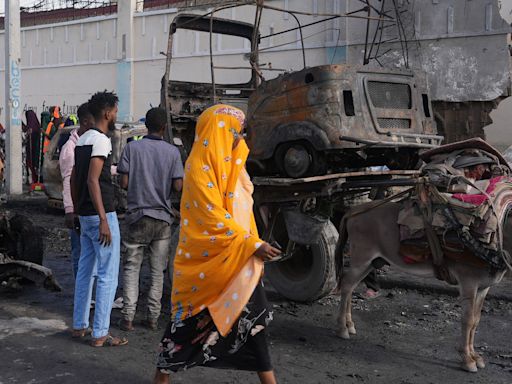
[335,202,508,373]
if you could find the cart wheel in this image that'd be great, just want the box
[266,220,338,302]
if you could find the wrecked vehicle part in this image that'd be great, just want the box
[163,14,443,177]
[260,207,338,302]
[252,169,422,302]
[161,11,441,302]
[163,13,258,152]
[0,256,62,292]
[246,64,443,177]
[281,198,331,245]
[0,214,61,292]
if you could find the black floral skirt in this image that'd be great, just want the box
[156,281,273,373]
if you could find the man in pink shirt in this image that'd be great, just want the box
[59,103,95,277]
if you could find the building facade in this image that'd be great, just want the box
[0,0,510,144]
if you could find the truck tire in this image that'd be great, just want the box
[8,214,44,265]
[266,220,338,302]
[275,141,326,178]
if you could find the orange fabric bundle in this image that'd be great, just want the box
[171,104,263,334]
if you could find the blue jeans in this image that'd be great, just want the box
[73,212,120,338]
[70,229,81,279]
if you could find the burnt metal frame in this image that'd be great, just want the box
[163,0,394,139]
[163,11,258,141]
[360,0,412,68]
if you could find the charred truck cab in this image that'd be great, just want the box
[247,64,442,177]
[162,12,442,301]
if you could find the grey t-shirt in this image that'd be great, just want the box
[117,135,184,225]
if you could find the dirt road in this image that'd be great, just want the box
[1,196,511,383]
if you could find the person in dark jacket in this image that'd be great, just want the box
[23,110,42,184]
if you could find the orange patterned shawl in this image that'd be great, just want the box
[171,104,263,334]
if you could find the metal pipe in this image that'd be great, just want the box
[287,11,306,69]
[363,3,371,65]
[385,132,444,140]
[260,16,339,39]
[252,1,264,84]
[209,11,216,104]
[260,3,387,21]
[213,65,286,71]
[339,135,441,148]
[340,178,424,189]
[163,28,174,142]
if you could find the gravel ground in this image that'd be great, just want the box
[1,195,511,384]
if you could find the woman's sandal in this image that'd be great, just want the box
[91,334,128,347]
[71,327,92,338]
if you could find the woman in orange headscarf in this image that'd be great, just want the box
[154,105,281,384]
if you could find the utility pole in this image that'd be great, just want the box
[116,0,136,122]
[4,0,23,195]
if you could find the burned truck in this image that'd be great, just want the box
[246,64,441,177]
[162,13,442,301]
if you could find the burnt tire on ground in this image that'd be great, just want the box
[8,214,44,265]
[266,220,338,302]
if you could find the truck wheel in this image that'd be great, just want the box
[8,214,44,265]
[275,141,327,178]
[276,143,312,178]
[266,220,338,302]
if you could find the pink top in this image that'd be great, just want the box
[59,129,80,214]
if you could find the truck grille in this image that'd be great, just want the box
[368,81,411,109]
[377,118,411,129]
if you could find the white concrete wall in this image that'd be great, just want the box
[0,0,510,128]
[0,14,120,118]
[0,1,346,123]
[484,2,512,149]
[345,0,511,102]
